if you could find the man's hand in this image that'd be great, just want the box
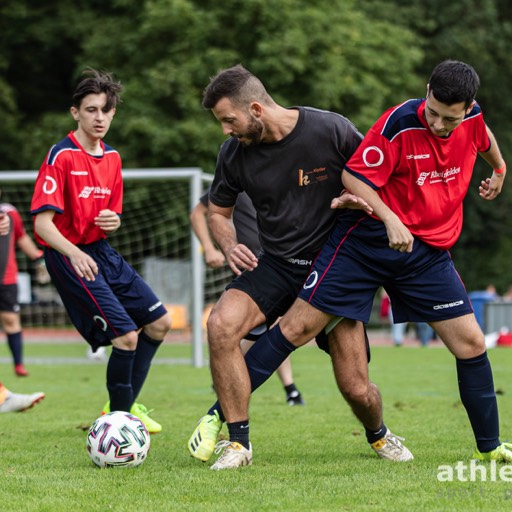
[0,213,9,236]
[68,248,98,282]
[226,244,258,276]
[95,209,121,233]
[331,190,373,215]
[479,174,505,200]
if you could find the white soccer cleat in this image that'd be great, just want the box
[0,389,45,413]
[210,440,253,470]
[371,430,414,461]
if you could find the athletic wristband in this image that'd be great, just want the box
[494,164,506,175]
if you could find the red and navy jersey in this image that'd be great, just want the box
[344,99,490,249]
[31,131,123,246]
[0,203,25,284]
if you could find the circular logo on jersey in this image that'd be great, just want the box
[42,176,57,194]
[303,270,319,290]
[93,315,108,332]
[362,146,384,167]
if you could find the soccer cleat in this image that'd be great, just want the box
[14,364,29,377]
[188,410,223,462]
[286,390,305,406]
[210,441,252,470]
[102,401,162,434]
[0,388,45,413]
[130,403,162,434]
[371,430,414,461]
[473,443,512,462]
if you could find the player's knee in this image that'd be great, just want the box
[112,331,138,351]
[340,379,371,406]
[148,312,171,338]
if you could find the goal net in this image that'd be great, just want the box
[0,169,232,367]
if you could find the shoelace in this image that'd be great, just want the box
[133,404,155,416]
[214,440,234,455]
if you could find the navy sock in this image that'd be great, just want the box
[131,331,163,401]
[245,324,297,392]
[456,352,500,453]
[365,424,387,444]
[206,325,296,422]
[284,383,298,396]
[228,420,250,450]
[107,347,136,412]
[7,332,23,365]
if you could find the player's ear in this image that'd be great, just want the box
[465,100,476,115]
[249,102,262,118]
[70,106,79,122]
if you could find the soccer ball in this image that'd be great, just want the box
[86,411,150,468]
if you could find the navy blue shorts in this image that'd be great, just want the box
[299,211,473,324]
[44,240,168,350]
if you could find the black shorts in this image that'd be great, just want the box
[0,283,19,313]
[227,251,312,328]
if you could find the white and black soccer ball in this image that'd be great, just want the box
[86,411,150,468]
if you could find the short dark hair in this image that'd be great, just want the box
[72,68,123,111]
[428,60,480,109]
[202,64,272,109]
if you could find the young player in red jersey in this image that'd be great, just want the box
[30,69,171,433]
[0,195,49,377]
[242,60,512,462]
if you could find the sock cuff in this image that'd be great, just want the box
[270,324,297,354]
[138,330,163,345]
[456,351,488,366]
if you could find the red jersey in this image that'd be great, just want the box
[344,99,490,249]
[0,203,25,284]
[31,131,123,246]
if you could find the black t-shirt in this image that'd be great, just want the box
[200,188,260,255]
[209,106,363,260]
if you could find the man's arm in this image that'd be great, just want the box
[208,202,257,275]
[342,171,414,253]
[478,125,506,200]
[190,201,226,269]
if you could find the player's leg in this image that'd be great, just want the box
[0,284,28,376]
[107,250,171,433]
[327,318,413,461]
[433,313,512,461]
[241,329,304,406]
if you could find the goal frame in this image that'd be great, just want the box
[0,168,206,367]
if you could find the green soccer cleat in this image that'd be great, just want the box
[188,410,223,462]
[473,443,512,462]
[102,401,162,434]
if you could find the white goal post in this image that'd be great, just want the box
[0,168,231,368]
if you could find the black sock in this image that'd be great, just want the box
[456,352,500,453]
[284,383,298,396]
[7,332,23,365]
[107,347,135,412]
[131,331,163,401]
[228,420,250,450]
[365,424,387,444]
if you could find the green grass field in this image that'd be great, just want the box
[2,341,512,512]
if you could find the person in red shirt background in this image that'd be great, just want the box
[0,193,50,376]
